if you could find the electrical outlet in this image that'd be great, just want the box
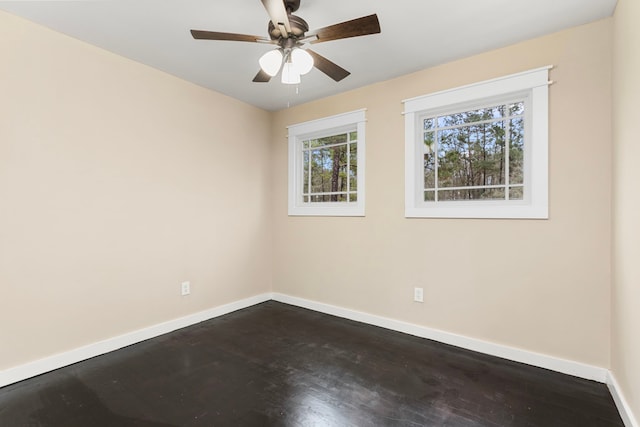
[181,281,191,296]
[414,287,424,303]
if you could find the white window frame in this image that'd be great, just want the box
[403,66,551,219]
[288,109,366,216]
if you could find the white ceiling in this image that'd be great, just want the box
[0,0,617,111]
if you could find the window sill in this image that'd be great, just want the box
[288,203,365,217]
[405,203,548,219]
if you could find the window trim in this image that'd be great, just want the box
[403,66,551,219]
[288,109,366,217]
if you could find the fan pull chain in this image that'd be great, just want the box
[286,83,301,109]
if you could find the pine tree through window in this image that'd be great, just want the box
[302,131,358,203]
[422,101,525,202]
[288,110,366,216]
[404,66,551,219]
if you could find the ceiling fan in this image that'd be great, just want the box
[190,0,381,84]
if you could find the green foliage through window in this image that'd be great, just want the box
[302,131,357,203]
[422,102,525,201]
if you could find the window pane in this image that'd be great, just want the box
[509,102,525,116]
[424,191,435,202]
[437,121,505,189]
[349,192,357,202]
[509,186,523,200]
[309,133,348,148]
[437,105,505,127]
[438,187,505,201]
[478,188,505,200]
[310,194,332,202]
[301,131,359,204]
[437,188,466,201]
[424,131,436,189]
[309,149,329,193]
[509,117,524,185]
[349,143,357,191]
[309,144,348,200]
[424,152,436,189]
[303,151,309,194]
[301,130,358,203]
[424,118,435,130]
[437,128,460,188]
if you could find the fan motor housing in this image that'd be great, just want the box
[268,14,309,39]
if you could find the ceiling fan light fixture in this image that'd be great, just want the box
[191,1,381,85]
[291,48,314,75]
[259,49,283,77]
[281,61,301,84]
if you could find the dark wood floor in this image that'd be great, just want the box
[0,301,624,426]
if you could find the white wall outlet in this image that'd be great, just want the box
[414,287,424,303]
[181,281,191,296]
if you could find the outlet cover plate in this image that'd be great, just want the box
[181,281,191,296]
[414,287,424,303]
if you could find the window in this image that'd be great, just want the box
[404,66,551,219]
[288,109,366,216]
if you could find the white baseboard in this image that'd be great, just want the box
[607,371,639,427]
[0,293,272,388]
[272,293,609,383]
[0,291,612,393]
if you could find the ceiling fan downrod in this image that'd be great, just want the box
[283,0,301,14]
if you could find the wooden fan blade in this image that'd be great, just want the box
[309,14,380,44]
[253,69,272,83]
[191,30,268,43]
[306,49,350,82]
[261,0,292,38]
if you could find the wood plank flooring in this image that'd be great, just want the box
[0,301,624,426]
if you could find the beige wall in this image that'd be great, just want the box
[0,11,272,370]
[612,0,640,420]
[272,19,613,367]
[0,5,622,398]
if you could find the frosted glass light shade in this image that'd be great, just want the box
[281,62,301,84]
[258,49,283,77]
[291,48,314,75]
